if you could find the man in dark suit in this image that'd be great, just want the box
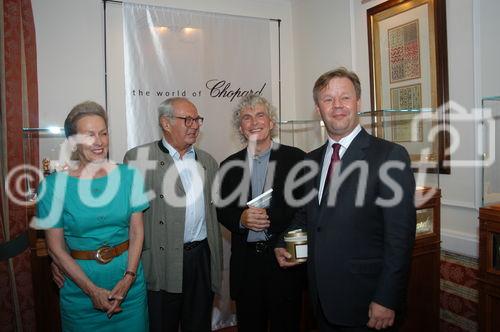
[275,68,416,331]
[216,95,306,332]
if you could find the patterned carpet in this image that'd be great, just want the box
[440,251,479,332]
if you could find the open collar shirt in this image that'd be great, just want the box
[162,138,207,243]
[245,141,274,242]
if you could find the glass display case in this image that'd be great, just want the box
[478,97,500,331]
[416,207,433,235]
[23,126,67,174]
[481,96,500,206]
[278,112,441,238]
[13,127,66,207]
[22,126,66,250]
[22,127,64,331]
[358,108,441,190]
[280,109,445,178]
[278,119,327,153]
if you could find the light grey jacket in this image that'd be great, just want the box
[124,140,223,294]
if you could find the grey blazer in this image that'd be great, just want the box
[124,140,223,294]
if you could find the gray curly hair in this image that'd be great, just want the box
[232,94,278,143]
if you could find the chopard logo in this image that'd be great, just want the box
[205,79,266,102]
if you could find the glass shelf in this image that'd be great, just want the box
[21,127,66,203]
[358,108,440,189]
[278,120,326,152]
[280,109,439,164]
[278,109,440,189]
[22,126,67,173]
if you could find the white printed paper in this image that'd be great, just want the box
[295,244,308,259]
[247,188,273,208]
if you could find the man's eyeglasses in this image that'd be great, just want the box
[173,116,204,127]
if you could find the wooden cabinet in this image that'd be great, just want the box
[478,204,500,332]
[400,187,441,332]
[28,205,61,332]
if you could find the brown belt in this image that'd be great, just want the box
[70,240,129,264]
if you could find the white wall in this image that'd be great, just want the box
[479,0,500,97]
[290,0,352,120]
[33,0,106,127]
[32,0,296,160]
[439,0,478,257]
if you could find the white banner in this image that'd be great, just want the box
[123,3,272,162]
[122,3,273,329]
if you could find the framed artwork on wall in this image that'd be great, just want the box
[367,0,450,173]
[391,111,423,143]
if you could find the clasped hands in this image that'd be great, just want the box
[92,276,135,318]
[51,262,132,318]
[240,207,270,232]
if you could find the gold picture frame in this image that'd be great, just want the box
[367,0,450,173]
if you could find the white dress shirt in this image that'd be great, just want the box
[162,138,207,243]
[318,125,362,203]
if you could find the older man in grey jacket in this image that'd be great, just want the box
[124,97,223,332]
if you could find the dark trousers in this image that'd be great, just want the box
[316,298,400,332]
[235,242,305,332]
[148,240,213,332]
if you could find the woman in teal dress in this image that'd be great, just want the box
[34,101,149,331]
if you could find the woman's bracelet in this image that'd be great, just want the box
[123,270,136,279]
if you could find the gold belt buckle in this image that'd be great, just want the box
[95,246,113,264]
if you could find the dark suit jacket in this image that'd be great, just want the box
[216,143,306,299]
[285,128,416,326]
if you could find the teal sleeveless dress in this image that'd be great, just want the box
[35,164,149,332]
